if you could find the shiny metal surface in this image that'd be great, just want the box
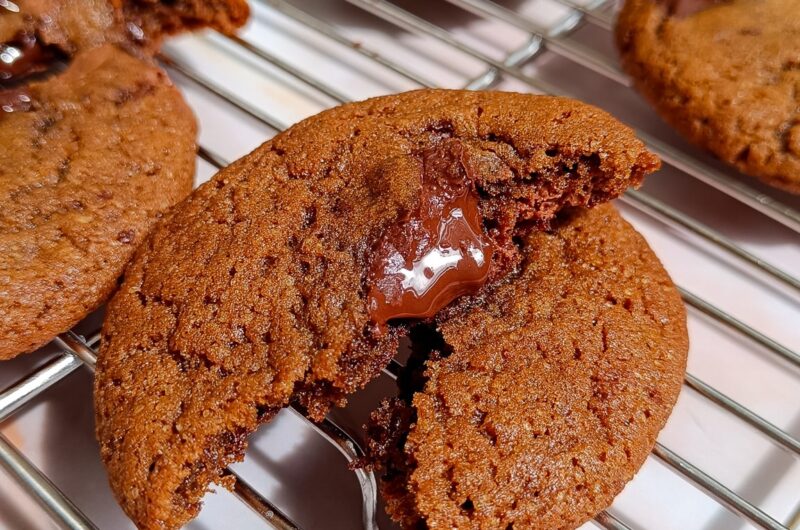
[1,1,798,529]
[0,434,97,530]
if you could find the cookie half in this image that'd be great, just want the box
[95,89,659,530]
[366,204,688,529]
[0,45,196,359]
[616,0,800,193]
[0,0,249,80]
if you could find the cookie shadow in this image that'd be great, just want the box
[702,411,800,530]
[241,412,364,530]
[283,0,514,33]
[0,490,41,530]
[39,368,135,529]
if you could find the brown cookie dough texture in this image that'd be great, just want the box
[0,45,196,359]
[0,0,249,57]
[95,89,659,530]
[616,0,800,193]
[367,204,688,530]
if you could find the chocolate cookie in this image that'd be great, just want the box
[95,89,659,530]
[616,0,800,193]
[0,44,196,359]
[0,0,249,83]
[366,203,688,529]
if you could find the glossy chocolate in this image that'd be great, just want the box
[662,0,729,17]
[0,87,32,113]
[368,140,493,326]
[0,34,58,82]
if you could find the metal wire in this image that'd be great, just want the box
[680,287,800,370]
[0,333,101,530]
[159,53,285,131]
[0,355,81,423]
[192,2,800,377]
[0,434,98,530]
[178,17,800,525]
[1,1,798,529]
[554,0,615,30]
[56,327,298,530]
[594,511,634,530]
[442,0,631,85]
[684,374,800,456]
[224,468,301,530]
[339,0,800,234]
[288,407,378,530]
[221,34,350,103]
[262,0,436,88]
[652,443,788,530]
[622,190,800,292]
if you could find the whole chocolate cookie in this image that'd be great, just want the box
[0,0,249,82]
[616,0,800,194]
[95,89,659,530]
[0,45,196,359]
[366,203,688,530]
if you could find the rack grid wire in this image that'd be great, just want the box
[1,1,799,529]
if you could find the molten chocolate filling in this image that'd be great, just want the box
[1,33,59,84]
[0,87,32,113]
[368,140,494,327]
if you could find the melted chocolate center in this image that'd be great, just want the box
[662,0,729,17]
[1,33,58,83]
[0,87,32,113]
[367,140,493,327]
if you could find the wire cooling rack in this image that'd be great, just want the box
[1,1,799,529]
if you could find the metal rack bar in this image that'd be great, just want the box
[594,511,634,530]
[204,10,800,301]
[0,355,81,423]
[653,443,788,530]
[684,374,800,456]
[0,336,98,423]
[181,14,800,525]
[553,0,615,31]
[442,0,630,85]
[336,0,800,234]
[178,20,800,380]
[622,190,800,292]
[288,407,378,530]
[221,34,350,103]
[262,0,436,88]
[224,468,301,530]
[463,36,542,90]
[159,53,285,131]
[679,287,800,370]
[0,434,98,530]
[2,2,797,529]
[189,57,800,465]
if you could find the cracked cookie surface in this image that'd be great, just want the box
[95,89,659,530]
[0,45,196,359]
[616,0,800,193]
[366,204,688,530]
[0,0,249,62]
